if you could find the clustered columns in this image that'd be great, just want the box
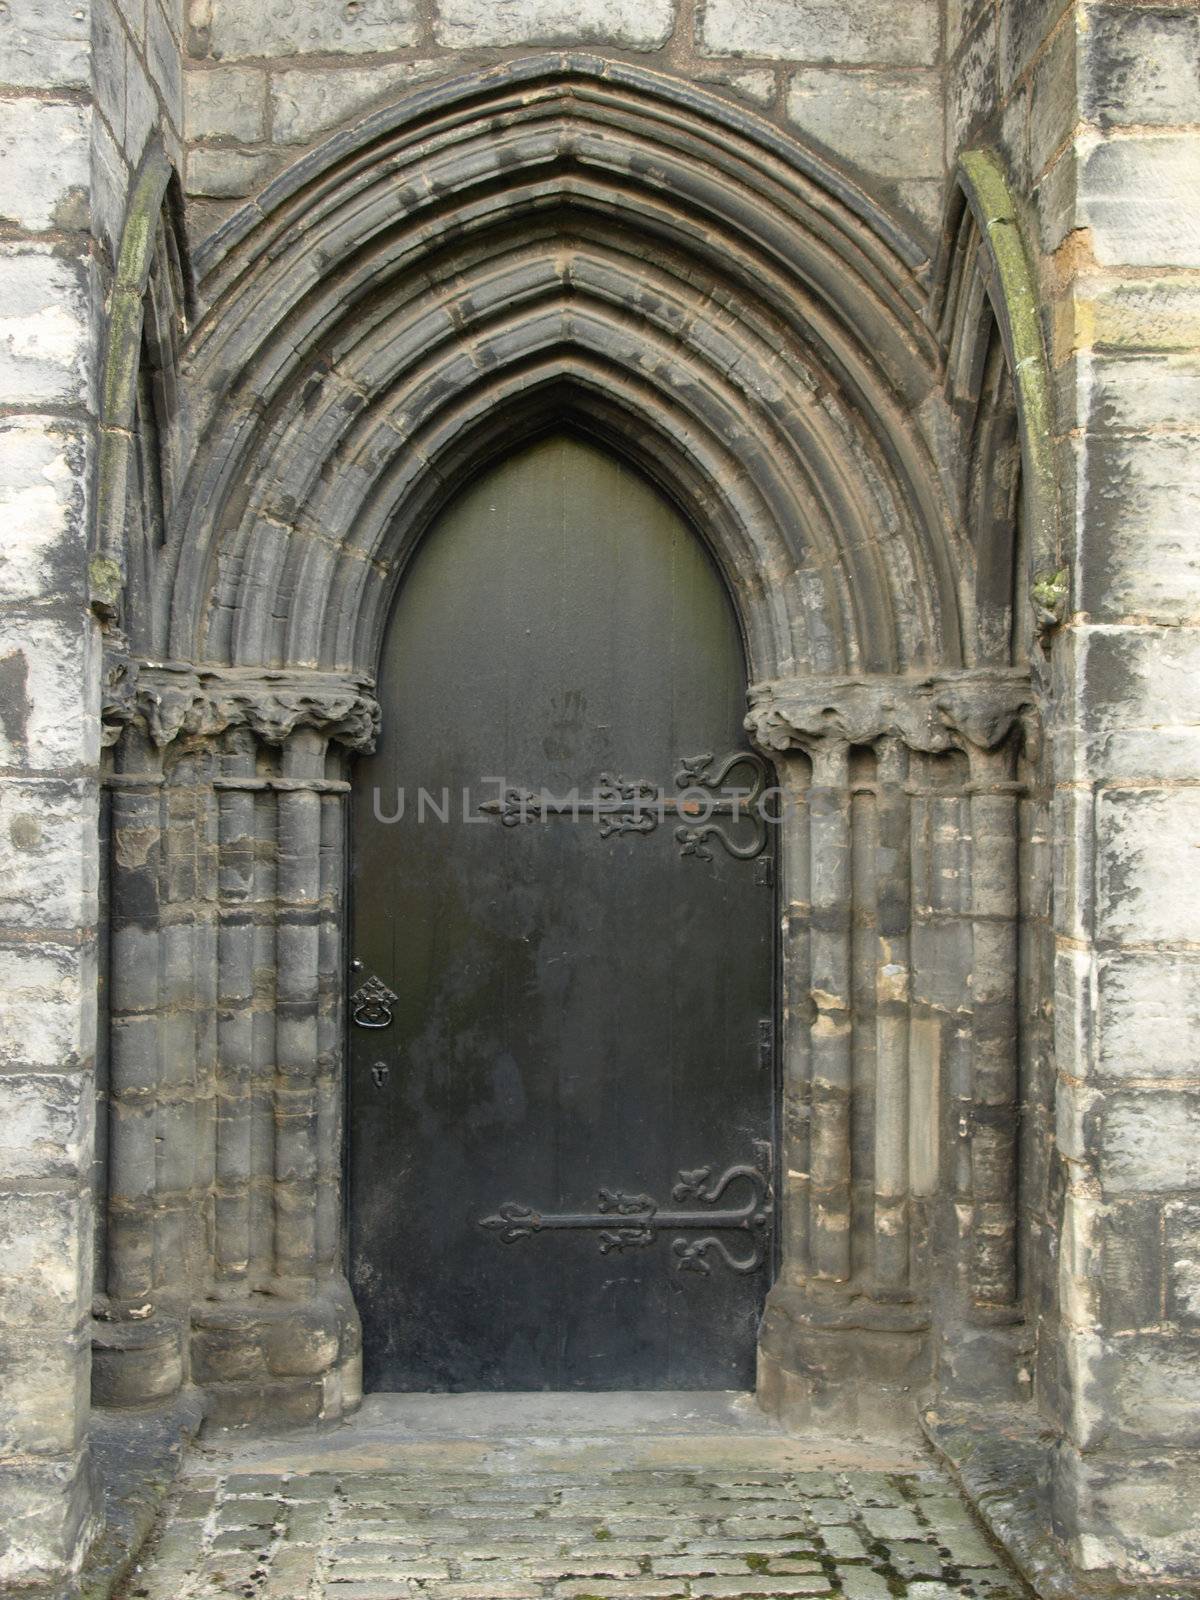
[94,660,378,1426]
[748,669,1039,1436]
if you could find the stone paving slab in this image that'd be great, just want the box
[115,1395,1033,1600]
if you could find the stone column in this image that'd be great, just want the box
[92,728,188,1408]
[807,738,854,1283]
[749,669,1036,1439]
[101,665,377,1430]
[873,738,911,1296]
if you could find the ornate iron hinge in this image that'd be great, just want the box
[478,750,771,863]
[479,1144,773,1276]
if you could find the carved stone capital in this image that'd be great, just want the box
[746,669,1038,758]
[102,656,381,753]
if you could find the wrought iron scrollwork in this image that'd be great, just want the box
[478,751,772,863]
[479,1145,773,1277]
[673,751,770,862]
[350,973,398,1029]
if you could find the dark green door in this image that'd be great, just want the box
[349,435,776,1391]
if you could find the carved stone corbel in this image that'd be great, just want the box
[101,653,382,753]
[745,668,1039,760]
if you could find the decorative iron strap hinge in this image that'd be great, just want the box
[479,1143,774,1276]
[478,750,772,863]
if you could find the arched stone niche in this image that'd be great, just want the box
[95,59,1054,1434]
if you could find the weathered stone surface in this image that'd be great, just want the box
[1096,787,1200,945]
[0,245,91,407]
[0,940,94,1069]
[435,0,675,49]
[0,418,87,603]
[0,0,92,89]
[1076,432,1200,623]
[269,60,444,145]
[0,96,90,233]
[1083,4,1200,130]
[785,69,942,182]
[1100,1091,1200,1195]
[0,1071,92,1182]
[0,1326,90,1456]
[0,615,98,770]
[1080,132,1200,269]
[186,64,268,142]
[186,143,277,196]
[1165,1203,1200,1329]
[114,1406,1029,1598]
[0,1188,90,1319]
[1098,952,1200,1083]
[700,0,939,65]
[196,0,420,61]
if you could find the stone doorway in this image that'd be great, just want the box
[347,435,777,1393]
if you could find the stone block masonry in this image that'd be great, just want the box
[181,0,947,236]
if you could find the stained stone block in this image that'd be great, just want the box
[0,616,96,771]
[784,70,942,182]
[0,418,88,603]
[1165,1203,1200,1329]
[0,1188,90,1322]
[0,0,92,89]
[1071,276,1200,356]
[1028,13,1076,180]
[1097,951,1200,1083]
[435,0,674,49]
[1055,1441,1200,1576]
[197,0,419,61]
[186,145,278,197]
[1083,5,1200,130]
[0,96,90,234]
[0,1456,93,1592]
[1058,350,1200,436]
[125,44,160,166]
[1096,787,1200,945]
[0,1073,92,1183]
[0,245,91,407]
[269,61,444,144]
[1100,1090,1200,1196]
[0,780,96,928]
[186,66,267,143]
[0,1326,89,1456]
[0,941,93,1070]
[146,0,183,118]
[700,0,939,65]
[998,0,1069,89]
[1080,133,1200,269]
[1063,626,1200,781]
[1076,433,1200,623]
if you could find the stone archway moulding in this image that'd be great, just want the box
[95,60,1052,1434]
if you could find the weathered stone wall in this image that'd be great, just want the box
[181,0,946,245]
[0,5,99,1589]
[949,0,1200,1580]
[0,0,185,1587]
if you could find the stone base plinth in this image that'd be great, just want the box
[756,1283,931,1441]
[191,1278,362,1431]
[92,1314,186,1410]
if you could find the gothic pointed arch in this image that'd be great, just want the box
[157,54,970,683]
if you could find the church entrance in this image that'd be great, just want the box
[348,434,778,1392]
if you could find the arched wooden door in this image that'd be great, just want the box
[349,435,776,1391]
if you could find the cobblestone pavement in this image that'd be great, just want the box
[117,1396,1032,1600]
